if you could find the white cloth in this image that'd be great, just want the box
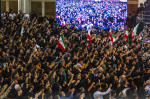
[15,84,20,90]
[24,14,30,19]
[9,13,16,20]
[93,88,111,99]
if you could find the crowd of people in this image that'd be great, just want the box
[126,0,150,29]
[0,1,150,99]
[56,0,127,29]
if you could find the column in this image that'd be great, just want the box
[18,0,22,14]
[24,0,26,13]
[23,0,30,14]
[26,0,30,14]
[29,0,31,13]
[42,1,45,17]
[6,0,9,12]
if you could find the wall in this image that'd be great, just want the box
[45,2,56,17]
[138,0,146,7]
[1,0,18,13]
[127,0,138,14]
[1,0,56,17]
[9,1,18,13]
[30,1,56,17]
[31,1,42,15]
[1,1,6,13]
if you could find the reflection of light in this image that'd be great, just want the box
[95,0,101,1]
[120,0,127,2]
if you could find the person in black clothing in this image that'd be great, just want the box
[136,3,144,15]
[30,11,37,21]
[126,14,134,29]
[0,10,150,99]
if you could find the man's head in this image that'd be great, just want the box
[144,2,149,7]
[146,80,150,86]
[60,91,65,97]
[121,75,126,80]
[77,73,81,80]
[15,84,21,91]
[19,10,22,13]
[140,3,144,8]
[137,12,142,17]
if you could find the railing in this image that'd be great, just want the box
[142,11,150,24]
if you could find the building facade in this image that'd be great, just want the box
[1,0,56,17]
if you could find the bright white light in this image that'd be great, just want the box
[120,0,127,2]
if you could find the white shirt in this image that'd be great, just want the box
[9,13,16,20]
[1,13,6,19]
[24,14,30,19]
[93,88,111,99]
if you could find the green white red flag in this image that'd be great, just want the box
[87,29,91,47]
[131,23,139,37]
[124,30,129,44]
[108,28,116,43]
[58,34,66,52]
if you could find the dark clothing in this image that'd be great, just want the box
[136,7,144,15]
[126,17,134,29]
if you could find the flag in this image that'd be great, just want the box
[57,16,60,19]
[61,21,65,26]
[140,28,145,46]
[124,30,129,44]
[131,23,139,37]
[58,34,66,52]
[87,29,91,47]
[140,41,142,46]
[20,27,24,35]
[105,2,108,7]
[126,35,129,44]
[34,44,40,52]
[108,28,116,43]
[64,69,67,82]
[139,28,145,41]
[142,27,145,34]
[119,9,122,12]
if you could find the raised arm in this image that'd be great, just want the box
[94,84,112,97]
[88,82,95,92]
[68,74,74,86]
[35,89,44,99]
[126,66,135,78]
[0,81,15,99]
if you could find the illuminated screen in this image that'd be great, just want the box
[56,0,127,29]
